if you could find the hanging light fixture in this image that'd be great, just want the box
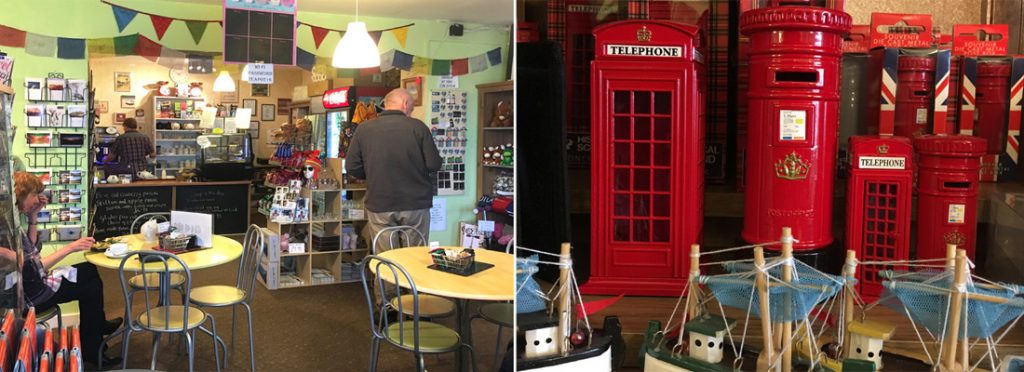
[213,70,236,92]
[332,0,380,68]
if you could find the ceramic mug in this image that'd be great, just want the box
[108,243,128,256]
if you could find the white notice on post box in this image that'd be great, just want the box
[948,204,966,224]
[247,63,274,84]
[779,110,806,141]
[916,108,927,124]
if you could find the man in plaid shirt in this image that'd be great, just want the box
[107,118,154,172]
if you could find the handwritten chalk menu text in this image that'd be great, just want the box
[175,184,249,235]
[92,187,173,240]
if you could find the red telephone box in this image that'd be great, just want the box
[740,3,852,251]
[846,136,913,301]
[582,20,704,296]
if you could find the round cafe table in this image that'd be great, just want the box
[373,247,514,372]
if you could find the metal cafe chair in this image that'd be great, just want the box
[372,226,455,319]
[111,250,221,372]
[360,255,475,372]
[189,224,263,371]
[35,305,62,330]
[470,238,515,371]
[128,213,186,302]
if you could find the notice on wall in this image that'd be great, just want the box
[779,110,807,141]
[246,63,274,84]
[948,204,966,224]
[438,75,459,89]
[430,198,447,231]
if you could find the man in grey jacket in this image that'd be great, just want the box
[346,88,442,251]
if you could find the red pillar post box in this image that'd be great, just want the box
[846,136,913,301]
[739,4,851,252]
[893,55,936,138]
[914,135,986,260]
[582,20,704,296]
[974,60,1011,154]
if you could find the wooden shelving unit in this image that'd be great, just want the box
[476,80,514,239]
[152,95,204,177]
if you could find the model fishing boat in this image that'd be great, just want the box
[516,243,624,371]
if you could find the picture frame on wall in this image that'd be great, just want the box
[251,84,269,97]
[114,72,131,92]
[242,98,257,112]
[248,121,260,139]
[135,109,145,118]
[114,112,127,124]
[221,90,238,103]
[401,77,422,107]
[120,95,135,108]
[277,98,291,115]
[96,100,109,114]
[261,104,275,121]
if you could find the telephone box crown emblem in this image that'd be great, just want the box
[637,26,652,42]
[775,152,810,180]
[877,144,889,154]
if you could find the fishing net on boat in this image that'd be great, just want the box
[701,259,844,323]
[881,279,1024,338]
[516,255,547,314]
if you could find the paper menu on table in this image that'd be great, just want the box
[170,211,213,248]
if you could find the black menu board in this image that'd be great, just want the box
[223,8,295,65]
[175,184,249,235]
[91,186,173,240]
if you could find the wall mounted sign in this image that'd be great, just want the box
[322,87,351,109]
[223,0,297,65]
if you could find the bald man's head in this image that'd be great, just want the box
[384,88,414,116]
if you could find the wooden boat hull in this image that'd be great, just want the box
[517,316,623,371]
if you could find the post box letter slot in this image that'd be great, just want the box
[775,71,819,83]
[913,90,930,97]
[943,181,971,189]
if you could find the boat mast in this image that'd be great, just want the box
[780,227,794,372]
[941,248,968,370]
[841,249,857,359]
[557,242,572,355]
[677,244,702,347]
[754,246,775,370]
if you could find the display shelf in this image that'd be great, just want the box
[155,139,198,143]
[483,164,513,170]
[156,129,204,133]
[476,80,515,230]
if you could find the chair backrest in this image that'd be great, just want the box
[236,225,265,304]
[117,251,194,332]
[130,212,170,236]
[505,237,515,254]
[371,226,426,253]
[359,255,425,353]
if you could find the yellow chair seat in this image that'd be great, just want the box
[137,305,206,331]
[129,273,185,289]
[189,285,245,307]
[390,294,455,317]
[385,321,460,353]
[479,303,514,327]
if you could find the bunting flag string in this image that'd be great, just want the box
[379,48,503,77]
[298,22,414,50]
[102,0,221,44]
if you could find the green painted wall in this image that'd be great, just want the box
[0,0,510,250]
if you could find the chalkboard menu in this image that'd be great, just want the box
[176,184,249,235]
[92,187,173,240]
[223,7,295,65]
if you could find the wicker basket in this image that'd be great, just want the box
[160,235,193,253]
[430,248,475,274]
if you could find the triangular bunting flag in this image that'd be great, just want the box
[411,56,430,75]
[113,34,138,55]
[150,15,174,40]
[0,25,26,48]
[134,35,162,61]
[430,59,451,76]
[296,48,316,71]
[468,53,488,73]
[24,33,57,57]
[56,38,86,59]
[310,26,329,49]
[486,48,502,66]
[185,21,208,45]
[393,50,413,70]
[157,47,186,68]
[111,6,138,33]
[87,38,116,56]
[379,49,396,72]
[369,31,383,46]
[391,26,409,48]
[451,58,469,76]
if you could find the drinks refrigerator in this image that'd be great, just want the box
[317,86,390,159]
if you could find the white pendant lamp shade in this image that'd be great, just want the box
[213,70,236,92]
[332,21,380,68]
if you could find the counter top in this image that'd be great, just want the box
[95,180,251,188]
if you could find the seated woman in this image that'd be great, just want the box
[11,172,121,367]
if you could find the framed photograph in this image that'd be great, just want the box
[135,108,145,118]
[251,84,269,97]
[402,77,422,107]
[220,90,238,103]
[26,132,53,147]
[114,72,131,92]
[261,104,275,121]
[277,98,291,115]
[114,112,127,124]
[242,98,257,112]
[120,95,135,108]
[248,121,260,139]
[96,100,109,114]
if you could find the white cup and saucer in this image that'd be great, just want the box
[105,243,130,258]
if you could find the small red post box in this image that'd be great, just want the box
[582,20,705,296]
[974,60,1011,154]
[846,136,913,301]
[739,3,851,251]
[914,135,986,260]
[893,55,936,138]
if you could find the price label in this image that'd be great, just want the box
[288,243,306,253]
[478,220,495,233]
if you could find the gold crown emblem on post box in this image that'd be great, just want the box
[877,144,889,154]
[636,26,652,42]
[775,152,810,180]
[943,230,966,246]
